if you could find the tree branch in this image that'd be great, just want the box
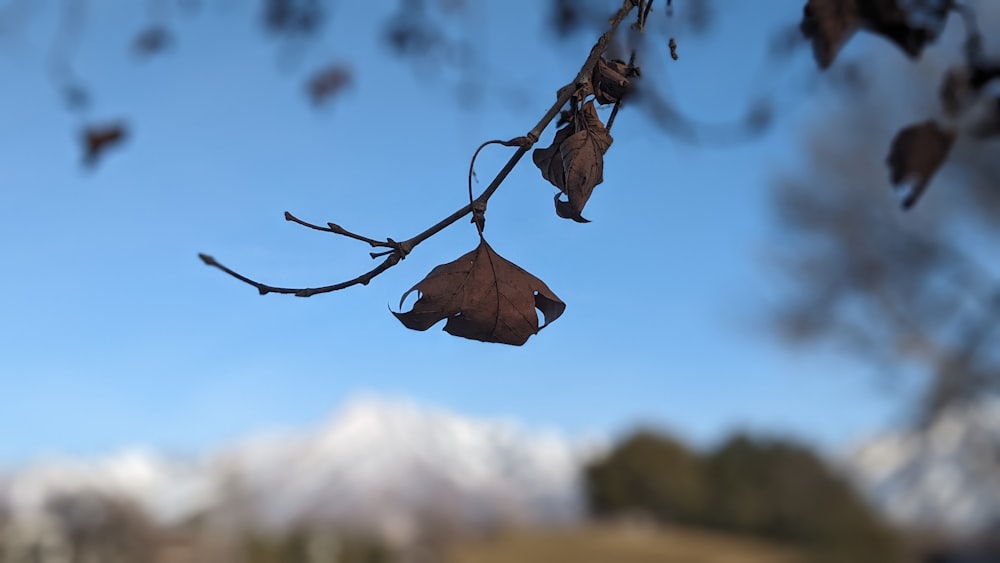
[199,0,640,297]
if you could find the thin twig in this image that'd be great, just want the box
[200,0,640,297]
[283,211,393,248]
[199,252,401,297]
[639,0,654,31]
[606,51,637,132]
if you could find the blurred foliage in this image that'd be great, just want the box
[586,431,705,525]
[585,430,905,563]
[770,0,1000,422]
[703,436,903,563]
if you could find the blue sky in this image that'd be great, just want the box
[0,0,914,464]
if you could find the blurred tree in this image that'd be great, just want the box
[769,7,1000,421]
[702,435,902,563]
[585,430,706,525]
[585,430,904,563]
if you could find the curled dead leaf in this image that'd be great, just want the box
[532,101,613,222]
[886,120,955,210]
[393,238,565,346]
[592,57,632,106]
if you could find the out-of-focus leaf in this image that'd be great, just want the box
[263,0,324,36]
[800,0,861,69]
[82,122,128,168]
[801,0,949,69]
[132,26,172,57]
[306,63,352,106]
[886,120,955,209]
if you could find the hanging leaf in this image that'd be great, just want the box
[393,238,565,346]
[886,120,955,210]
[532,124,574,189]
[82,122,128,168]
[592,57,632,106]
[532,101,613,222]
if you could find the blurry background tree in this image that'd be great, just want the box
[585,430,904,563]
[585,431,705,526]
[769,2,1000,423]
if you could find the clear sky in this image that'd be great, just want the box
[0,0,913,464]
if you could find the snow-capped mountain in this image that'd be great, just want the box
[0,397,591,545]
[848,397,1000,535]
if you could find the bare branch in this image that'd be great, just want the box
[283,211,393,248]
[199,0,641,297]
[199,252,402,297]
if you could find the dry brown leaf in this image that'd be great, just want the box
[532,101,613,222]
[886,120,955,210]
[532,124,574,190]
[592,57,631,106]
[393,238,565,346]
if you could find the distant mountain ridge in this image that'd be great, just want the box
[0,397,589,546]
[3,395,998,546]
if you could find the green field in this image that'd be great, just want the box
[449,524,807,563]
